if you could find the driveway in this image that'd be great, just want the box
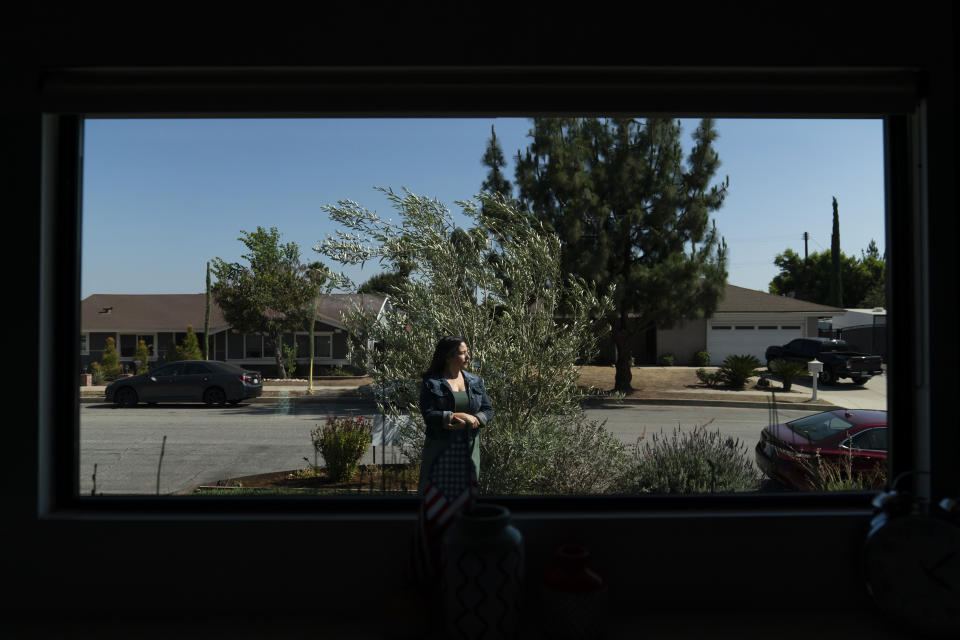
[786,371,888,410]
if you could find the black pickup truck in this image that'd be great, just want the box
[764,337,884,386]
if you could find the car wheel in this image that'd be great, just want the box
[115,387,138,407]
[818,369,836,386]
[203,387,227,406]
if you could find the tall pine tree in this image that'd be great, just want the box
[829,196,843,307]
[481,124,512,201]
[204,261,211,359]
[515,117,729,392]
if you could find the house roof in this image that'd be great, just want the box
[81,293,387,332]
[715,284,843,314]
[841,307,887,315]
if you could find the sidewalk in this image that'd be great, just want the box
[79,381,838,410]
[79,383,364,403]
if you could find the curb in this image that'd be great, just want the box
[580,397,836,411]
[81,389,834,410]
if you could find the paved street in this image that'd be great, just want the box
[590,402,820,451]
[79,398,374,495]
[79,400,827,495]
[792,371,887,410]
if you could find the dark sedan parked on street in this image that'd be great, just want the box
[105,360,263,407]
[755,409,887,490]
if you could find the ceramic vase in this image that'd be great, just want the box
[441,503,525,639]
[540,543,608,639]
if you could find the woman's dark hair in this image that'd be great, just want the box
[422,336,466,379]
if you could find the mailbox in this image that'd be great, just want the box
[808,359,823,401]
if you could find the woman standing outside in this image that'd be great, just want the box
[417,336,494,494]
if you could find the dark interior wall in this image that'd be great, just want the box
[7,4,957,633]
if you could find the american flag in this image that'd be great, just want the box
[410,427,478,586]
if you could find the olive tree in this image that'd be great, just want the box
[316,188,628,495]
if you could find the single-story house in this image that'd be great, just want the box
[80,293,388,375]
[829,307,887,331]
[655,284,844,366]
[823,307,887,361]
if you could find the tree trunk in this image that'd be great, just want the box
[270,334,287,379]
[612,325,633,392]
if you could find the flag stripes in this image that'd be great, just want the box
[410,427,478,586]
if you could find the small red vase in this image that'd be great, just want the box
[540,544,608,639]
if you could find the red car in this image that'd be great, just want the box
[755,409,887,490]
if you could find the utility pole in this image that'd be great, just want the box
[803,232,809,260]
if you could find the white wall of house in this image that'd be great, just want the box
[706,314,813,365]
[657,318,707,365]
[831,308,886,330]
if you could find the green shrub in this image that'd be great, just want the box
[282,343,297,377]
[693,350,711,367]
[717,354,762,389]
[175,325,203,361]
[696,367,722,388]
[319,191,616,495]
[100,337,122,380]
[481,413,629,495]
[788,447,887,491]
[311,414,371,482]
[90,362,105,385]
[767,358,808,391]
[316,365,356,377]
[133,339,151,375]
[657,353,675,366]
[617,422,762,494]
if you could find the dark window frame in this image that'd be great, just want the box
[36,65,950,520]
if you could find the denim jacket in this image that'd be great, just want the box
[419,371,494,436]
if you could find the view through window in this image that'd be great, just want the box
[79,117,887,497]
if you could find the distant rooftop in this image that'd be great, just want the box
[81,293,388,332]
[717,284,843,314]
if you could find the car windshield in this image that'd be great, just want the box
[786,412,856,441]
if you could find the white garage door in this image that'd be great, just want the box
[707,322,802,365]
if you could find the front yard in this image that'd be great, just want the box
[576,365,707,394]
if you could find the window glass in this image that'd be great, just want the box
[79,117,887,497]
[848,428,887,451]
[228,332,244,359]
[182,363,210,375]
[245,335,262,358]
[119,334,137,357]
[294,333,309,357]
[315,335,332,358]
[787,413,856,441]
[153,363,184,376]
[820,340,850,352]
[213,361,247,374]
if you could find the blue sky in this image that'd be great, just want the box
[81,117,884,299]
